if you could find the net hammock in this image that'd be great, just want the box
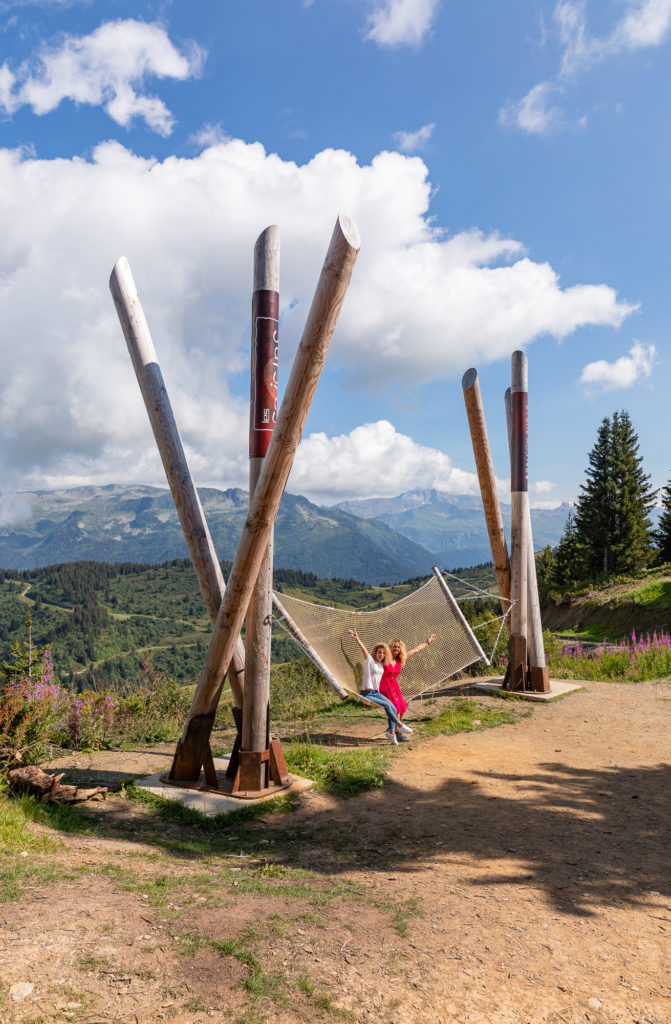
[272,567,503,705]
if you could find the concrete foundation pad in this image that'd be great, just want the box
[472,678,585,702]
[135,756,314,818]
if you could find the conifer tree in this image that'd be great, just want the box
[656,476,671,564]
[554,510,580,588]
[574,411,655,578]
[535,545,556,598]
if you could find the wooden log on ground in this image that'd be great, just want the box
[109,257,245,708]
[170,212,361,781]
[243,225,280,759]
[8,765,107,803]
[462,368,511,632]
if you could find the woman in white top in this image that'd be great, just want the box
[347,629,413,745]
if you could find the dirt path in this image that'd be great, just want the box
[2,680,670,1024]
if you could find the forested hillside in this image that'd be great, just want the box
[1,559,476,690]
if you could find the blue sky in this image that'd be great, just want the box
[0,0,669,522]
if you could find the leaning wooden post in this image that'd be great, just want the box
[508,351,529,690]
[242,225,280,787]
[462,368,511,633]
[505,387,550,693]
[169,213,361,784]
[109,257,245,708]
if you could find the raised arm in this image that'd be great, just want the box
[406,634,436,660]
[348,628,370,659]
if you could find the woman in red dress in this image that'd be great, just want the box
[380,635,435,741]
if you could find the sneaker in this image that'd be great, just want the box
[397,733,411,742]
[399,722,413,735]
[385,729,399,745]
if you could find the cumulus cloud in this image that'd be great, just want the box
[0,19,204,135]
[579,342,656,391]
[393,122,435,153]
[502,0,671,134]
[364,0,440,48]
[289,421,480,503]
[0,138,636,496]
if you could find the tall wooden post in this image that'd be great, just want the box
[240,226,280,790]
[462,368,511,633]
[505,386,550,693]
[169,213,361,784]
[109,257,245,708]
[508,351,529,690]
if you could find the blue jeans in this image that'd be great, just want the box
[361,690,399,731]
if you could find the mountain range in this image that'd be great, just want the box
[0,484,570,584]
[336,489,571,569]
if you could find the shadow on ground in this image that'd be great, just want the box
[43,756,671,920]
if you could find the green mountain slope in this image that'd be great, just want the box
[0,485,436,585]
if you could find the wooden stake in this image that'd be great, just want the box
[170,213,361,781]
[243,225,280,774]
[462,368,511,632]
[109,257,245,708]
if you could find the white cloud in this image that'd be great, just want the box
[364,0,440,49]
[189,123,231,148]
[0,139,636,496]
[532,480,556,494]
[498,82,565,135]
[289,421,480,503]
[503,0,671,134]
[0,493,32,527]
[557,0,671,76]
[393,122,435,153]
[0,19,204,135]
[579,341,656,391]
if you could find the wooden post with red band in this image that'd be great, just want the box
[508,351,529,691]
[505,385,550,693]
[169,213,361,784]
[235,226,281,795]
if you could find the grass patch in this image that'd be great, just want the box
[417,698,516,737]
[284,742,389,797]
[392,897,423,938]
[0,790,83,900]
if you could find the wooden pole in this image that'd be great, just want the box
[170,212,361,781]
[508,351,529,690]
[462,368,511,633]
[109,256,245,708]
[243,226,280,776]
[505,387,550,692]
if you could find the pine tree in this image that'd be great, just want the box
[656,477,671,564]
[554,510,580,588]
[574,411,655,578]
[535,545,556,598]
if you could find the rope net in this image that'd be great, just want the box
[273,573,487,702]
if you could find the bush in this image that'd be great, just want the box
[1,649,191,753]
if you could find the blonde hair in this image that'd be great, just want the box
[389,638,407,666]
[372,642,391,665]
